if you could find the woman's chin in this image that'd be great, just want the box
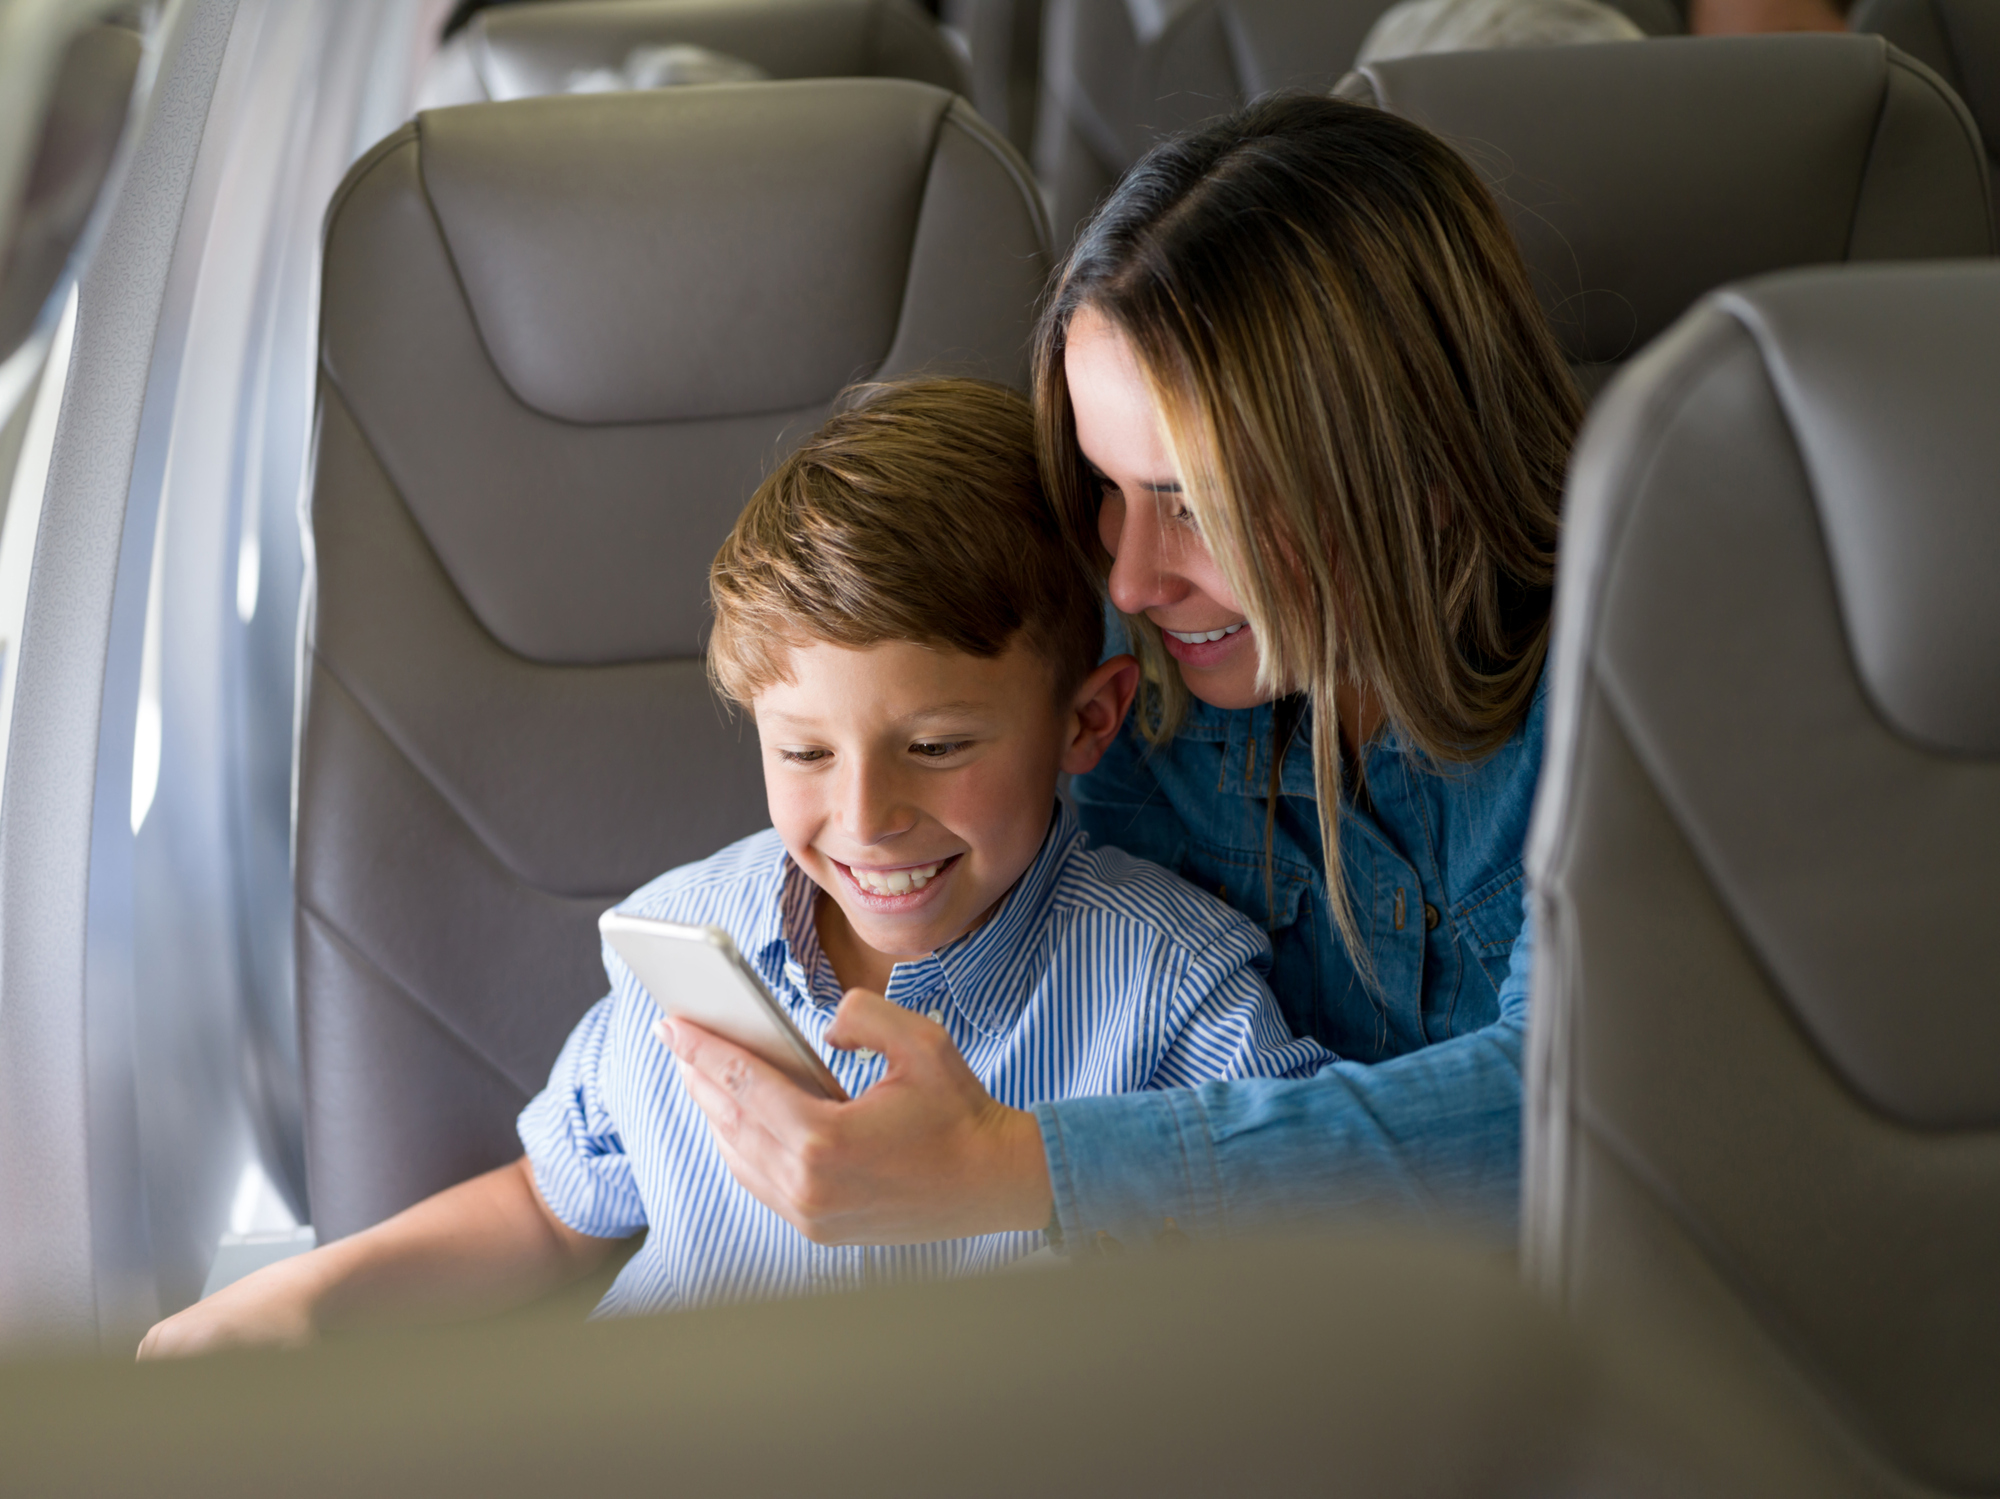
[1168,645,1269,710]
[1158,623,1268,708]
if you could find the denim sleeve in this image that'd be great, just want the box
[1036,889,1532,1249]
[1071,723,1188,871]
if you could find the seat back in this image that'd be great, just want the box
[299,79,1049,1241]
[1032,0,1679,244]
[1853,0,2000,198]
[423,0,967,108]
[1526,260,2000,1493]
[1339,34,1994,395]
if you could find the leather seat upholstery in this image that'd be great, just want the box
[298,79,1049,1241]
[1525,260,2000,1494]
[1033,0,1679,245]
[423,0,968,108]
[1852,0,2000,199]
[1338,34,1995,394]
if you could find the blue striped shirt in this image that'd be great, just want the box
[519,804,1332,1315]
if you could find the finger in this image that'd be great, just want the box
[671,1018,840,1142]
[675,1057,818,1233]
[824,988,937,1056]
[675,1053,800,1184]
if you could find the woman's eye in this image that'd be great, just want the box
[1169,503,1201,531]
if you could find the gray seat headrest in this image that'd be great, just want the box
[1032,0,1680,247]
[322,78,1047,667]
[448,0,968,104]
[1852,0,2000,189]
[1339,34,1994,379]
[1722,264,2000,756]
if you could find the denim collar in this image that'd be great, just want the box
[742,803,1080,1038]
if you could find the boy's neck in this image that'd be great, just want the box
[814,889,900,993]
[810,884,1013,995]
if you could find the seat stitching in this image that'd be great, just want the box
[298,900,539,1098]
[304,647,629,905]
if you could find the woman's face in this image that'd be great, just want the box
[1065,305,1269,710]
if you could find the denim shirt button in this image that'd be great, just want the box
[1424,902,1441,931]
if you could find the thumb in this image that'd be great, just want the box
[824,987,925,1056]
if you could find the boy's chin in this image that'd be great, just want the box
[838,901,972,957]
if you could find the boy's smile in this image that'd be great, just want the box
[753,637,1135,993]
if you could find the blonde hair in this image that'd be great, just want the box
[1034,95,1581,966]
[710,378,1103,705]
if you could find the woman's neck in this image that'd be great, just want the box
[1334,677,1387,759]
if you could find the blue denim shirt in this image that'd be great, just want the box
[1034,671,1543,1248]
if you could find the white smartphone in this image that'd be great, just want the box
[599,911,849,1102]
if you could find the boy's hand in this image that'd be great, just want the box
[662,989,1054,1245]
[137,1254,324,1360]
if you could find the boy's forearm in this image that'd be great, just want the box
[306,1157,617,1334]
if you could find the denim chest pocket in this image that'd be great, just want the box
[1452,862,1527,994]
[1180,838,1358,1054]
[1179,838,1316,933]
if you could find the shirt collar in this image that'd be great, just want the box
[754,803,1081,1036]
[928,801,1079,1037]
[743,841,821,1003]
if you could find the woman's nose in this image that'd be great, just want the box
[1100,493,1186,617]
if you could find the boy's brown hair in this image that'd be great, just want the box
[709,378,1104,705]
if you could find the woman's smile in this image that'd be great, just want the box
[1158,619,1253,669]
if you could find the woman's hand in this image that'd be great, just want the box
[137,1253,326,1360]
[662,989,1054,1244]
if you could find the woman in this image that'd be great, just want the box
[666,94,1581,1249]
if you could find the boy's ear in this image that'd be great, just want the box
[1061,654,1140,776]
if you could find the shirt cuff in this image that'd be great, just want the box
[1034,1089,1219,1254]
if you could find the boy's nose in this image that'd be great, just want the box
[837,759,917,845]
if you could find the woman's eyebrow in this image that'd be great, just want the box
[1082,459,1183,495]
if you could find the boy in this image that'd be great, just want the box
[139,381,1328,1353]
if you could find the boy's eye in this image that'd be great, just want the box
[777,748,830,765]
[909,740,968,759]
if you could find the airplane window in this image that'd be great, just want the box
[0,285,78,812]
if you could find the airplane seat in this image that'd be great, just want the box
[1032,0,1681,247]
[1852,0,2000,200]
[1525,258,2000,1493]
[1338,34,1996,397]
[943,0,1042,153]
[421,0,969,109]
[299,78,1050,1242]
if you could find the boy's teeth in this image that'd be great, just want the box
[852,860,944,895]
[1167,623,1245,644]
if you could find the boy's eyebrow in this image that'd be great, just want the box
[1081,458,1182,494]
[757,701,996,729]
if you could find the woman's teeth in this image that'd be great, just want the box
[1166,623,1245,644]
[851,860,946,895]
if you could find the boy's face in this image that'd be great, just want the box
[753,638,1124,968]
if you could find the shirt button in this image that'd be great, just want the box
[854,1047,878,1061]
[926,1008,944,1024]
[1423,902,1441,931]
